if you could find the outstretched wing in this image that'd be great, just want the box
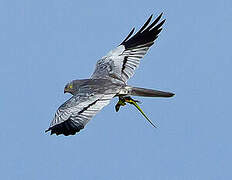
[91,13,165,83]
[46,92,115,136]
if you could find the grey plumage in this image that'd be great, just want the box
[128,87,174,97]
[46,79,122,136]
[46,13,174,136]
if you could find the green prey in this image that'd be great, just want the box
[115,96,157,128]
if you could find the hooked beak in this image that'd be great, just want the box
[64,86,68,94]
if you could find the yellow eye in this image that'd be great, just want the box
[69,85,73,89]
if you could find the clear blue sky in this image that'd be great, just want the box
[1,0,231,179]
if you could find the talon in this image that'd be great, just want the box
[115,96,126,112]
[124,96,140,104]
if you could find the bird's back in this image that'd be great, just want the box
[75,78,124,95]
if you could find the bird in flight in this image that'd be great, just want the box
[46,13,174,136]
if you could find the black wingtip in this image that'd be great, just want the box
[46,120,84,136]
[138,14,153,33]
[158,12,164,20]
[120,27,135,45]
[155,19,166,30]
[120,13,166,49]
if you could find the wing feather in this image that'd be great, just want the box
[91,13,165,82]
[46,93,115,136]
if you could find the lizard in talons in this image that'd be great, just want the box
[115,96,157,128]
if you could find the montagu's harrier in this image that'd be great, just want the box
[46,13,174,136]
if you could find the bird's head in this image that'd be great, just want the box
[64,80,83,95]
[64,81,76,95]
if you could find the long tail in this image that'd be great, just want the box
[128,86,175,97]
